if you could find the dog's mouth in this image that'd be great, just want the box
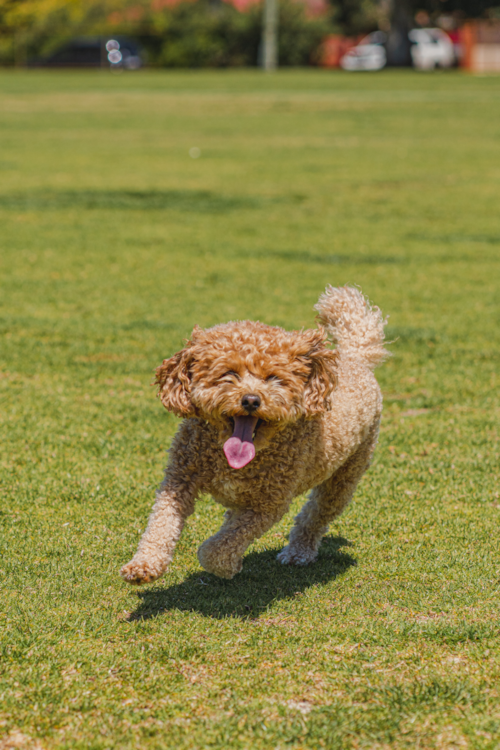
[223,416,263,470]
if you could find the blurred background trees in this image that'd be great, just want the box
[0,0,122,64]
[0,0,330,66]
[0,0,498,67]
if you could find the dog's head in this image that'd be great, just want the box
[155,321,337,468]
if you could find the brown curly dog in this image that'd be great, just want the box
[121,285,388,583]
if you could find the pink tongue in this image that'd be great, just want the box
[223,415,258,469]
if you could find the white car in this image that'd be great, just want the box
[408,28,455,70]
[340,32,387,72]
[341,27,455,72]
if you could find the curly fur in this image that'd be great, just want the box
[121,285,388,582]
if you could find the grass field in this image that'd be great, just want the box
[0,68,499,750]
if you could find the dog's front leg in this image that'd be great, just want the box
[121,479,196,585]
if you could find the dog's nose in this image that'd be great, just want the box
[241,394,261,413]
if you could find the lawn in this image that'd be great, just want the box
[0,68,499,750]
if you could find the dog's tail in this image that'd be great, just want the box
[314,285,389,370]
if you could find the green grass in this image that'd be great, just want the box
[0,68,499,749]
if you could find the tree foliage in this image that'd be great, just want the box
[0,0,499,66]
[0,0,129,61]
[327,0,500,37]
[131,1,330,67]
[0,0,331,66]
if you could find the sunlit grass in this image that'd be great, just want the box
[0,69,499,749]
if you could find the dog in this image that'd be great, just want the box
[121,285,388,583]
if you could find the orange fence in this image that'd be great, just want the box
[461,20,500,72]
[319,34,362,68]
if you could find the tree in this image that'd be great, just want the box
[386,0,413,66]
[407,0,497,17]
[0,0,131,64]
[326,0,500,38]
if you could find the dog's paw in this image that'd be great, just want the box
[197,542,242,580]
[277,544,318,566]
[120,558,164,585]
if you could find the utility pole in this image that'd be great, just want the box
[262,0,278,71]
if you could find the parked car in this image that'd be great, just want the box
[30,37,142,69]
[340,32,387,72]
[341,27,455,71]
[408,28,455,70]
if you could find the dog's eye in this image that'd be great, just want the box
[265,375,280,382]
[220,370,240,381]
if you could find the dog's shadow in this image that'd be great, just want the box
[127,536,356,621]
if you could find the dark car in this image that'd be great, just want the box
[30,37,142,69]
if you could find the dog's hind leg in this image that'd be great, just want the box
[198,508,283,579]
[277,425,379,566]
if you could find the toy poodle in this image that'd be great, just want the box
[121,285,388,582]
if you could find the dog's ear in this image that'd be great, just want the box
[155,344,196,417]
[299,328,338,416]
